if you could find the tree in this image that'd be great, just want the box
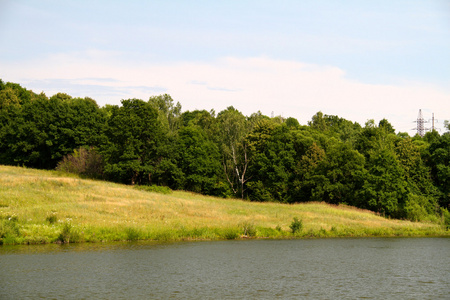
[247,120,295,202]
[395,138,437,195]
[355,119,398,158]
[180,109,218,140]
[291,141,325,202]
[148,94,182,135]
[427,133,450,209]
[397,132,410,139]
[216,106,251,199]
[102,99,163,184]
[0,93,105,169]
[308,112,361,144]
[354,121,409,216]
[177,125,227,195]
[312,142,367,206]
[362,148,408,217]
[394,137,442,219]
[0,80,34,105]
[308,111,327,131]
[285,117,300,129]
[0,86,20,109]
[378,118,395,134]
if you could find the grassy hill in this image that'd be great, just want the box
[0,165,448,245]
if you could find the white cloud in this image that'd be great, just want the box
[1,54,449,134]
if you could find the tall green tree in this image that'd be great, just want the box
[362,148,408,217]
[311,142,367,206]
[247,120,295,202]
[291,139,326,202]
[378,118,395,134]
[395,137,438,199]
[308,111,361,144]
[102,99,164,184]
[148,94,182,135]
[177,125,227,195]
[427,133,450,209]
[181,109,218,141]
[0,92,105,169]
[0,86,21,109]
[216,106,251,199]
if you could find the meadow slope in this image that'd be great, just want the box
[0,165,448,245]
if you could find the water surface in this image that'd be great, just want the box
[1,238,448,299]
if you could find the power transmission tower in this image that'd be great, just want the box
[430,113,440,132]
[413,109,427,137]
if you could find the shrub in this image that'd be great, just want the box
[57,222,81,243]
[125,227,140,241]
[0,217,20,244]
[241,222,256,237]
[46,214,57,224]
[56,147,103,179]
[404,194,431,222]
[441,208,450,230]
[212,181,234,198]
[58,222,72,243]
[223,228,240,240]
[290,217,303,234]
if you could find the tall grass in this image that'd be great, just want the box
[0,165,448,245]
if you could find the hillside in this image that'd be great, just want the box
[1,81,449,221]
[0,165,448,245]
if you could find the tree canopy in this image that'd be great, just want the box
[1,79,449,224]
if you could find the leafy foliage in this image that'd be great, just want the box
[101,99,164,184]
[0,90,106,169]
[1,79,448,223]
[290,217,303,234]
[177,125,227,195]
[217,106,251,198]
[56,147,103,179]
[135,184,172,194]
[427,133,450,209]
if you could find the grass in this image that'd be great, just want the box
[0,165,448,245]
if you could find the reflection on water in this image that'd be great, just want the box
[1,238,449,299]
[0,240,178,255]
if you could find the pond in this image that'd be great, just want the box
[0,238,449,299]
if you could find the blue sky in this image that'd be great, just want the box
[0,0,449,134]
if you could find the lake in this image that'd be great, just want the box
[0,238,449,299]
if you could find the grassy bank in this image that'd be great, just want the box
[0,165,448,245]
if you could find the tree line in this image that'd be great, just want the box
[0,79,449,223]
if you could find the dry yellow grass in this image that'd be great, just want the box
[0,165,447,244]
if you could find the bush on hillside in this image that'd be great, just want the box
[290,217,303,234]
[56,147,103,179]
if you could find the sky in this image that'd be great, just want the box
[0,0,449,135]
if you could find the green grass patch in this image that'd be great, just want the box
[0,165,449,245]
[135,184,172,194]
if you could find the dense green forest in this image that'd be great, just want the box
[1,79,449,224]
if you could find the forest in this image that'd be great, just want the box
[0,79,449,224]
